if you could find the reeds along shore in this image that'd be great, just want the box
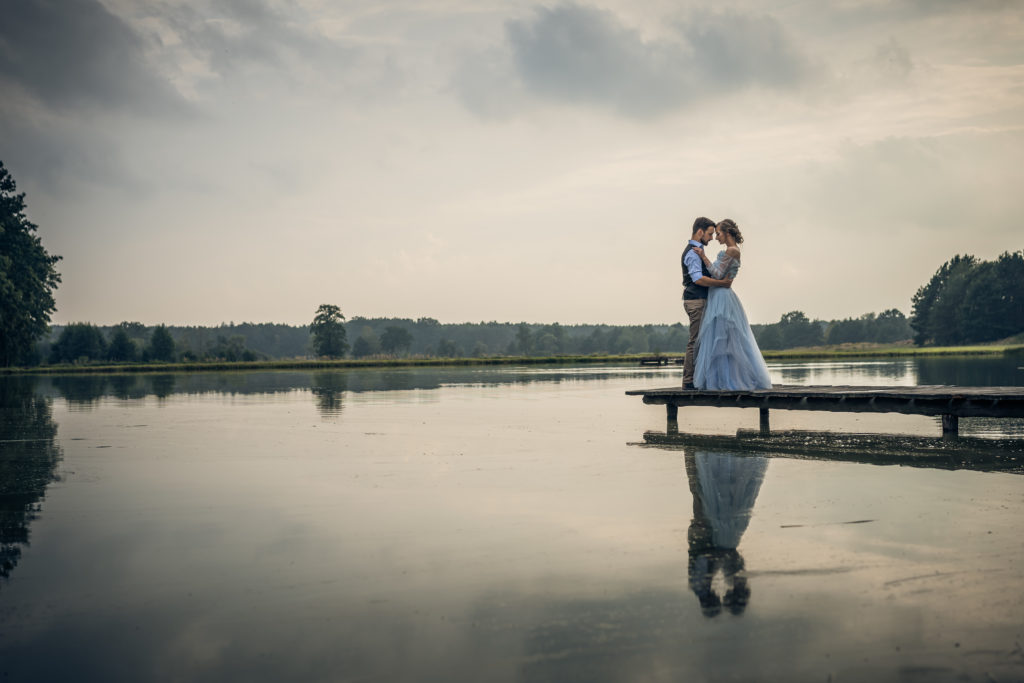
[4,343,1022,375]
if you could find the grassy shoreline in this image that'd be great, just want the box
[3,343,1022,375]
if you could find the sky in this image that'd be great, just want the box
[2,0,1022,327]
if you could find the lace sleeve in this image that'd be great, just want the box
[708,252,733,279]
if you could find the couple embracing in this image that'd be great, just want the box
[681,217,773,391]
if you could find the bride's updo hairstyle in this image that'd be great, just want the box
[716,219,744,244]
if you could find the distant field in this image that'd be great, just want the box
[5,343,1023,375]
[760,343,1024,359]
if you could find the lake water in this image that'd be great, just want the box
[2,357,1023,682]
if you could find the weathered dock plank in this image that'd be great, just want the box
[625,385,1024,436]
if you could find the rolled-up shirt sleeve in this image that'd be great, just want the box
[684,250,705,284]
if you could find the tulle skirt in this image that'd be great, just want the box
[694,288,773,391]
[695,451,768,549]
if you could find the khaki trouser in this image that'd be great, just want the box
[683,298,706,386]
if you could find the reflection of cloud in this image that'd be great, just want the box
[456,4,813,118]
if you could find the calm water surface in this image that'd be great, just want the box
[2,357,1023,682]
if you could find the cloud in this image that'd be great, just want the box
[505,4,693,117]
[0,0,186,115]
[455,4,814,119]
[0,109,134,194]
[869,38,914,84]
[802,129,1024,233]
[677,9,814,90]
[153,0,355,84]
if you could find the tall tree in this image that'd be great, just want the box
[380,326,413,356]
[959,251,1024,343]
[515,323,533,355]
[755,325,782,350]
[49,323,107,364]
[107,326,138,362]
[873,309,912,343]
[927,256,976,345]
[148,325,176,362]
[351,326,379,358]
[777,311,823,348]
[911,255,973,346]
[311,304,349,358]
[436,338,460,357]
[0,161,62,366]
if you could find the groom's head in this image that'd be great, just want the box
[692,217,715,245]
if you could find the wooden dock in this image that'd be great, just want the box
[625,385,1024,437]
[637,356,683,366]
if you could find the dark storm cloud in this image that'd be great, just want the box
[0,114,134,194]
[0,0,185,114]
[0,0,356,191]
[478,3,813,118]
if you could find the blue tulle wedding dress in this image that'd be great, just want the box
[693,251,773,391]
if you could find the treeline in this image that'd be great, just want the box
[344,318,690,358]
[39,322,304,365]
[30,309,919,367]
[752,309,913,350]
[36,320,693,364]
[910,251,1024,346]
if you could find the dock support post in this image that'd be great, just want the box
[759,408,770,436]
[941,414,959,438]
[667,403,678,421]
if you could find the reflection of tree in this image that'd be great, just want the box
[311,371,348,417]
[50,374,108,408]
[916,356,1019,388]
[0,377,62,582]
[684,448,767,617]
[150,374,176,399]
[108,374,140,400]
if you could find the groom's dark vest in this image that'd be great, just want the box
[682,243,711,300]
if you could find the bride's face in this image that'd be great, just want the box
[715,228,727,244]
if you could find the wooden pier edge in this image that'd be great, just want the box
[628,385,1024,438]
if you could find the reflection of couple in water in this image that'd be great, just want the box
[684,448,768,617]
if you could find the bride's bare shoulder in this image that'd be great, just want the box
[725,246,741,259]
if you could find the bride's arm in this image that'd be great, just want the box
[707,252,731,278]
[694,246,713,269]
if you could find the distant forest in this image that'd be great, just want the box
[910,251,1024,346]
[32,274,1024,364]
[32,250,1024,366]
[35,309,917,366]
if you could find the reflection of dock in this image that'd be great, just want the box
[638,356,683,366]
[626,385,1024,437]
[638,429,1024,474]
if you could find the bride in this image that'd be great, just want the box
[692,219,773,391]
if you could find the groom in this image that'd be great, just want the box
[681,217,733,389]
